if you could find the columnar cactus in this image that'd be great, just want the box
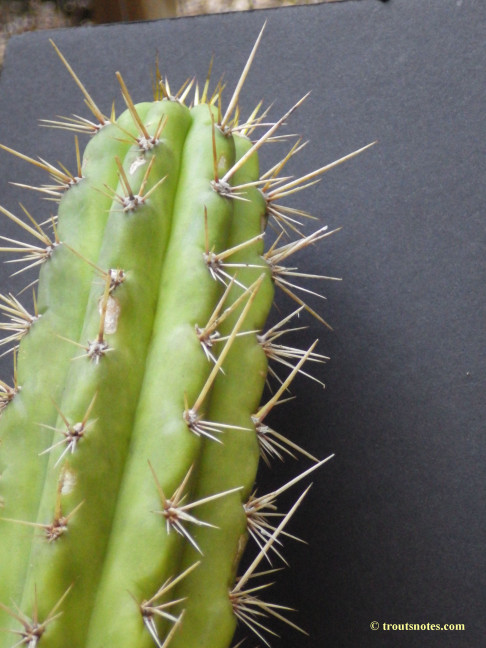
[0,26,371,648]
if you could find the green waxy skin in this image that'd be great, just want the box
[0,110,143,606]
[18,99,192,648]
[84,103,237,648]
[169,134,273,648]
[0,33,346,648]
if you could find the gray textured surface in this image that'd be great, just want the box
[0,1,484,646]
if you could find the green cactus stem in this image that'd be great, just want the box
[0,25,372,648]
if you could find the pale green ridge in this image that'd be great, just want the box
[169,133,274,648]
[0,109,144,612]
[84,102,236,648]
[15,100,192,648]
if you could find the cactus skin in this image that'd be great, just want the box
[0,28,370,648]
[0,109,140,606]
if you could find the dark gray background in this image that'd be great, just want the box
[0,1,484,646]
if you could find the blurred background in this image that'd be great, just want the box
[0,0,350,67]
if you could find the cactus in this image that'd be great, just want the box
[0,25,372,648]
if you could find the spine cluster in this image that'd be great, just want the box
[0,26,370,648]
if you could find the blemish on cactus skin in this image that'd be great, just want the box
[217,154,229,178]
[99,295,120,334]
[129,156,147,175]
[60,467,77,495]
